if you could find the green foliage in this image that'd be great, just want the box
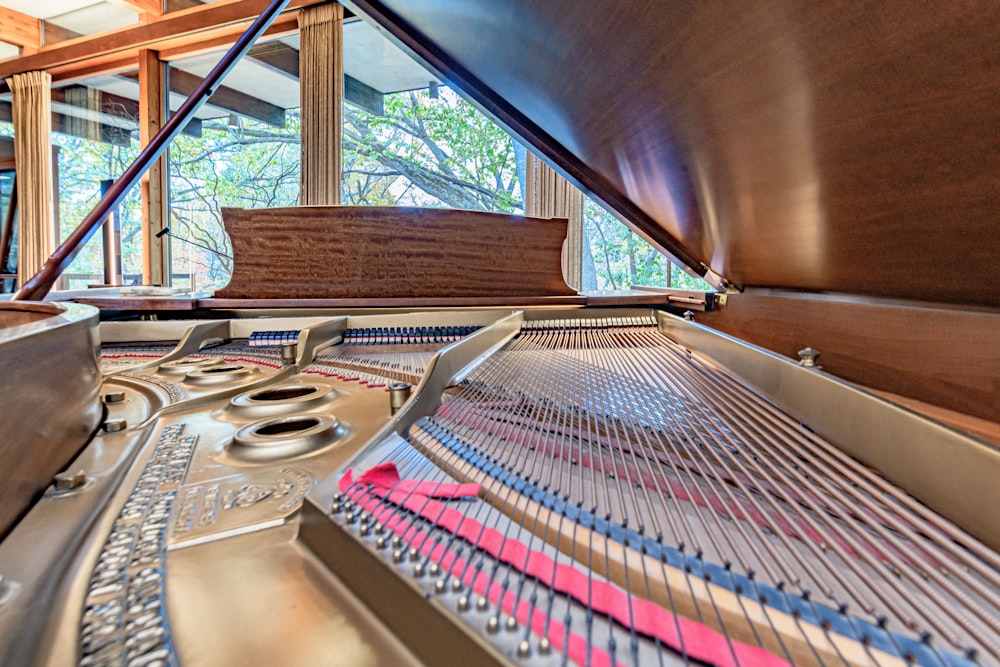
[343,89,521,211]
[169,111,301,289]
[585,198,712,291]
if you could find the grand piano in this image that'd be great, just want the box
[1,2,998,666]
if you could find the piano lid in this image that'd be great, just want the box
[346,0,1000,308]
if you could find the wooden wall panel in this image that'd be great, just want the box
[214,206,577,299]
[697,292,1000,425]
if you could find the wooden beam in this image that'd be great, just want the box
[0,0,323,82]
[169,66,285,126]
[247,40,299,78]
[246,41,384,116]
[344,74,383,116]
[139,50,170,286]
[122,66,285,126]
[0,6,41,53]
[154,13,298,62]
[42,21,80,46]
[105,0,164,19]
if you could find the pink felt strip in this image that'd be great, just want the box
[341,465,791,667]
[342,474,612,667]
[356,463,481,499]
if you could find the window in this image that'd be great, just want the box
[585,197,713,291]
[166,39,301,291]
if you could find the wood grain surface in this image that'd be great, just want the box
[698,291,1000,425]
[214,206,577,299]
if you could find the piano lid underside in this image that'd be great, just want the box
[347,0,1000,307]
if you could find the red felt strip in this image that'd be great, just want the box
[343,474,612,667]
[356,463,481,499]
[341,464,791,667]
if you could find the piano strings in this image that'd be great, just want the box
[339,317,999,666]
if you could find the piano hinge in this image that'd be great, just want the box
[700,264,741,295]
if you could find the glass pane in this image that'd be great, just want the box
[51,79,142,289]
[167,37,301,291]
[584,197,713,291]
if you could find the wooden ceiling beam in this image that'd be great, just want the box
[246,40,299,78]
[121,67,284,127]
[0,0,324,82]
[105,0,164,20]
[167,66,285,126]
[0,6,42,53]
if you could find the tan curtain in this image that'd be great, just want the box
[6,71,55,287]
[299,2,343,205]
[524,152,584,290]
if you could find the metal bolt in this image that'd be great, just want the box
[798,347,821,367]
[457,595,470,612]
[359,511,369,523]
[375,536,387,549]
[330,502,342,514]
[486,616,500,633]
[359,523,370,537]
[538,637,552,655]
[280,342,297,366]
[434,579,446,594]
[102,419,127,433]
[391,535,402,548]
[345,511,356,524]
[408,547,419,562]
[517,640,531,658]
[476,596,489,611]
[429,562,441,576]
[103,391,125,404]
[332,493,342,502]
[392,549,404,563]
[505,616,518,632]
[451,577,463,592]
[374,523,385,535]
[413,563,425,578]
[53,470,87,491]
